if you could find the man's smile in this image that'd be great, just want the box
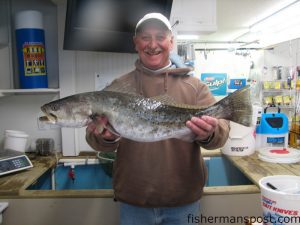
[144,49,162,56]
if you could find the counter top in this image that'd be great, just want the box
[3,149,299,198]
[0,155,56,197]
[226,152,300,186]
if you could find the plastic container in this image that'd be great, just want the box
[97,151,116,177]
[259,175,300,225]
[4,130,29,152]
[15,10,48,88]
[221,122,256,156]
[255,108,289,149]
[36,138,54,156]
[258,147,300,164]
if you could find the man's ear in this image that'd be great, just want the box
[170,35,174,51]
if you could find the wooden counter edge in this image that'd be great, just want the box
[17,189,115,198]
[203,184,260,195]
[10,184,260,199]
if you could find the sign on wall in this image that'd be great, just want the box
[200,73,227,96]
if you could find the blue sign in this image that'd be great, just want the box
[228,78,246,90]
[201,73,227,96]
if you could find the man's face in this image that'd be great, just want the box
[134,23,173,70]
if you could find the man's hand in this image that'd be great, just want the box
[186,116,218,141]
[87,116,119,141]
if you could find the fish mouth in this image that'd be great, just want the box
[39,116,50,122]
[39,113,57,123]
[39,107,57,123]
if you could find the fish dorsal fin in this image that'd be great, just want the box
[151,94,203,110]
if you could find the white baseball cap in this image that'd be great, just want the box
[135,13,172,35]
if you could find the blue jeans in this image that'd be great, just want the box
[120,201,200,225]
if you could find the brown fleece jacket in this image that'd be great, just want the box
[86,60,230,207]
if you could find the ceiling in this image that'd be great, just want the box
[181,0,300,49]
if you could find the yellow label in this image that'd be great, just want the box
[23,43,46,76]
[274,81,281,89]
[273,95,283,105]
[263,96,273,105]
[263,81,272,89]
[282,96,291,105]
[297,80,300,90]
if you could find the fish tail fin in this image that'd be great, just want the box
[224,85,252,126]
[197,85,253,126]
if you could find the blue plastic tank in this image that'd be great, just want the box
[255,108,289,148]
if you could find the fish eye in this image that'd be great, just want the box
[51,104,59,111]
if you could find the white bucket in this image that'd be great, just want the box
[259,175,300,225]
[4,130,29,152]
[221,122,256,156]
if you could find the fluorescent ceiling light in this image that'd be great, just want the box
[177,34,199,40]
[259,22,300,47]
[244,0,297,27]
[236,0,300,47]
[250,0,300,33]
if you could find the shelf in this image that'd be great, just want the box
[262,105,295,109]
[262,89,295,93]
[0,88,60,97]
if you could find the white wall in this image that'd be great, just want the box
[264,39,300,67]
[0,46,12,89]
[0,94,61,151]
[0,0,13,89]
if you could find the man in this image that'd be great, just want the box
[86,13,229,225]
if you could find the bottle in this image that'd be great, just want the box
[15,10,48,89]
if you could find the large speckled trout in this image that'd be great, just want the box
[39,86,252,142]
